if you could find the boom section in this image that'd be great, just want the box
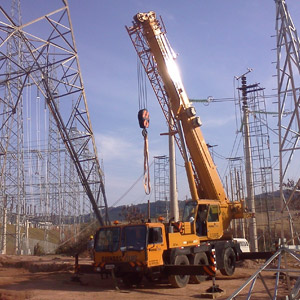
[130,11,227,202]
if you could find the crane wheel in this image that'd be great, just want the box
[122,272,143,288]
[220,247,236,276]
[189,252,208,284]
[168,255,190,288]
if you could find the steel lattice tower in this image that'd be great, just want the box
[154,156,170,219]
[0,0,25,254]
[275,0,300,244]
[0,0,109,253]
[47,73,63,225]
[227,157,246,238]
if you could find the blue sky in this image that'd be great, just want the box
[13,1,300,208]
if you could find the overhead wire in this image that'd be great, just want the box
[110,160,154,208]
[199,77,283,187]
[191,93,279,104]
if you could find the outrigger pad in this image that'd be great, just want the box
[199,283,225,299]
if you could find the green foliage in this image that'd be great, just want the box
[55,222,98,256]
[119,205,145,223]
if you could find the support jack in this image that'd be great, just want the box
[200,277,225,299]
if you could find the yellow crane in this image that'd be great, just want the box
[130,11,250,236]
[75,11,259,289]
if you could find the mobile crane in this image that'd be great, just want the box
[75,11,255,288]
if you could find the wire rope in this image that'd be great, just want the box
[110,160,154,208]
[137,57,148,110]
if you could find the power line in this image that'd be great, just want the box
[190,93,287,104]
[110,160,154,208]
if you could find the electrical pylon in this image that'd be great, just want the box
[0,0,25,254]
[154,155,170,219]
[0,0,109,243]
[275,0,300,245]
[231,1,300,298]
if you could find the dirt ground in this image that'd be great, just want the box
[0,254,299,300]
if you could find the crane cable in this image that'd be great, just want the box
[137,58,151,195]
[142,128,150,194]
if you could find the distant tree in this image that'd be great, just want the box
[119,205,145,223]
[282,178,300,210]
[283,178,296,189]
[55,222,98,256]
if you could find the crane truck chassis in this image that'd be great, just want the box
[74,205,271,288]
[75,221,239,288]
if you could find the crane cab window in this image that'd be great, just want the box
[148,227,163,244]
[95,227,120,252]
[182,201,197,222]
[207,205,219,222]
[122,225,146,251]
[196,205,208,236]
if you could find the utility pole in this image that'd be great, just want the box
[1,196,7,254]
[24,219,30,255]
[240,76,258,252]
[169,112,179,222]
[1,208,7,254]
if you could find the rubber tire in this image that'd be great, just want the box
[122,272,143,288]
[168,255,190,288]
[145,271,162,283]
[220,247,236,276]
[189,252,208,284]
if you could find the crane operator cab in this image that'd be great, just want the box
[196,205,208,236]
[182,200,223,239]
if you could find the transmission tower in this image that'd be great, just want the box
[45,61,63,229]
[227,157,246,238]
[275,0,300,244]
[0,0,25,254]
[0,0,109,253]
[154,155,170,219]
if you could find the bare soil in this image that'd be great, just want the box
[0,255,298,300]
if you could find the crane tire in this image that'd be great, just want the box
[168,255,190,288]
[220,247,236,276]
[189,252,208,284]
[122,272,143,288]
